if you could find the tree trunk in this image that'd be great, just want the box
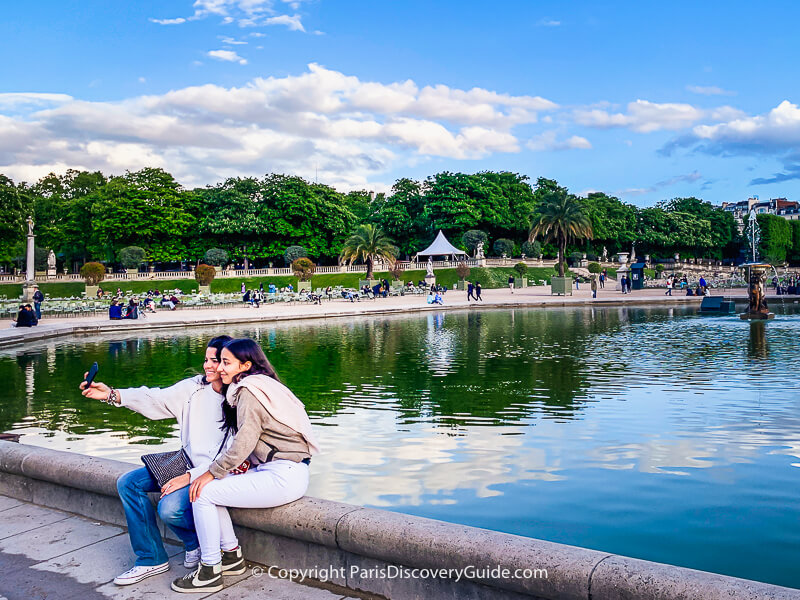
[558,232,566,277]
[366,256,373,279]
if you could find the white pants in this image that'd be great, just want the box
[193,460,309,564]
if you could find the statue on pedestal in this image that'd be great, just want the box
[426,256,434,278]
[475,241,485,260]
[27,216,34,236]
[602,246,608,261]
[47,250,56,270]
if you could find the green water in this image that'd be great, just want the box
[4,305,800,588]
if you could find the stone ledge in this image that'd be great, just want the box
[0,441,797,600]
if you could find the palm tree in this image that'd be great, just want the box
[529,190,593,277]
[339,224,398,279]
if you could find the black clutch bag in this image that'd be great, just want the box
[141,449,194,488]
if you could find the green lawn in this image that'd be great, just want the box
[1,266,564,299]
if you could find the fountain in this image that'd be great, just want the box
[739,209,774,320]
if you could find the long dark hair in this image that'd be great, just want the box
[202,335,236,433]
[223,338,281,384]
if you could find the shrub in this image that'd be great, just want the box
[522,240,542,257]
[655,264,665,272]
[204,248,229,267]
[194,264,216,286]
[389,262,405,281]
[456,262,471,279]
[588,262,602,274]
[493,238,514,257]
[80,262,106,285]
[284,245,308,265]
[513,262,528,277]
[292,257,316,281]
[117,246,146,270]
[462,230,488,254]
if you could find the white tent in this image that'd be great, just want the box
[414,230,468,261]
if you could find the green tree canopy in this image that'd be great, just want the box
[530,189,593,277]
[339,224,397,279]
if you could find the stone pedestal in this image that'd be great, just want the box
[22,282,37,302]
[47,268,57,279]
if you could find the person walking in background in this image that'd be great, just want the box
[699,276,707,295]
[620,275,627,294]
[599,272,605,289]
[591,275,598,299]
[665,277,673,296]
[626,276,632,294]
[508,275,515,294]
[240,282,246,294]
[475,281,483,301]
[32,285,44,320]
[467,280,475,301]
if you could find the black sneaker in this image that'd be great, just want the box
[221,546,246,576]
[171,562,223,593]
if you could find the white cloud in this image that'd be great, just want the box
[537,19,561,27]
[264,14,304,31]
[219,35,247,44]
[527,131,591,151]
[0,93,73,108]
[686,85,735,96]
[138,77,147,83]
[692,100,800,149]
[207,49,248,64]
[149,17,187,25]
[0,64,556,190]
[619,171,703,197]
[573,99,743,133]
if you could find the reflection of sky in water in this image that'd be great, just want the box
[4,306,800,588]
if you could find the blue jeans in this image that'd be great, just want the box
[117,467,199,566]
[33,302,41,319]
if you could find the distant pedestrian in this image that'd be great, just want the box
[620,275,627,294]
[475,282,483,301]
[575,278,580,290]
[32,285,44,320]
[590,275,598,299]
[599,273,605,289]
[626,276,632,294]
[240,282,246,294]
[508,275,514,294]
[467,281,475,301]
[665,278,673,296]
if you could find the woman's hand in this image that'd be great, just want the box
[189,471,214,502]
[80,374,112,401]
[160,473,191,498]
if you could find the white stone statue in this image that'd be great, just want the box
[475,241,485,260]
[602,246,608,261]
[27,216,34,236]
[47,250,56,270]
[426,256,434,277]
[630,243,636,262]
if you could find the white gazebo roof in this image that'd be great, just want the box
[414,230,468,258]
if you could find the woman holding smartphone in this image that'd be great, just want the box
[171,338,320,594]
[80,335,234,586]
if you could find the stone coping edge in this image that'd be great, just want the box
[0,296,707,349]
[1,442,797,600]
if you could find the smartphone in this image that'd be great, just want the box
[84,362,99,388]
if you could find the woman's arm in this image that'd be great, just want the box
[80,376,196,420]
[208,389,265,479]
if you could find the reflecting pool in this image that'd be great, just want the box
[3,304,800,588]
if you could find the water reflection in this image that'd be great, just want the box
[3,307,800,587]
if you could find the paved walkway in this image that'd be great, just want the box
[0,494,360,600]
[2,285,743,348]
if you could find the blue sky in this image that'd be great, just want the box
[2,0,800,206]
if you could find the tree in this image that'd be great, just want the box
[513,262,528,277]
[284,245,308,265]
[588,262,602,274]
[0,175,26,264]
[493,238,515,257]
[660,197,738,259]
[194,264,216,286]
[462,230,488,254]
[117,246,146,270]
[530,189,593,277]
[371,178,426,257]
[204,248,229,266]
[756,214,792,264]
[456,262,471,280]
[522,240,542,257]
[292,257,316,281]
[80,262,106,285]
[579,192,637,256]
[339,224,397,279]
